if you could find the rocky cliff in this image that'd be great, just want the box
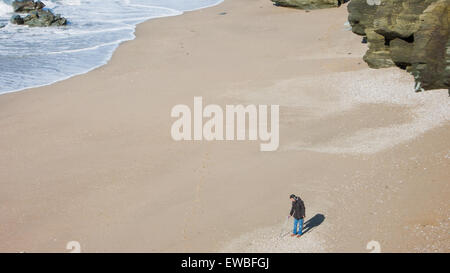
[348,0,449,91]
[271,0,348,9]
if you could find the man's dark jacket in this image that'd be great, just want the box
[290,197,305,220]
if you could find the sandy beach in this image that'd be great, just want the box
[0,0,449,252]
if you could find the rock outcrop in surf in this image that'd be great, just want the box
[12,0,44,13]
[9,0,67,27]
[348,0,449,91]
[271,0,349,10]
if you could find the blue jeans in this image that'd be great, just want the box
[293,218,304,235]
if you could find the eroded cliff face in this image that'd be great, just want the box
[348,0,450,91]
[271,0,345,10]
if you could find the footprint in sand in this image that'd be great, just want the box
[182,151,210,243]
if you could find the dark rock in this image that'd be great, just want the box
[53,14,67,26]
[12,0,45,13]
[10,9,67,27]
[10,15,24,25]
[0,24,6,29]
[271,0,349,10]
[10,0,68,27]
[348,0,449,91]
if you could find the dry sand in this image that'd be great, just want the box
[0,0,449,252]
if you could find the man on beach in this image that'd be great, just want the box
[289,194,306,238]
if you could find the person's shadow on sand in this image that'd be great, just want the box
[280,213,325,237]
[302,214,325,234]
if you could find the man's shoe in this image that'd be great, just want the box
[297,234,303,238]
[290,234,297,237]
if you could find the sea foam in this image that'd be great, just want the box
[0,1,12,16]
[0,0,223,94]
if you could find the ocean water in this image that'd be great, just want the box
[0,0,223,95]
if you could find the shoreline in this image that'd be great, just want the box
[0,0,448,252]
[0,0,223,96]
